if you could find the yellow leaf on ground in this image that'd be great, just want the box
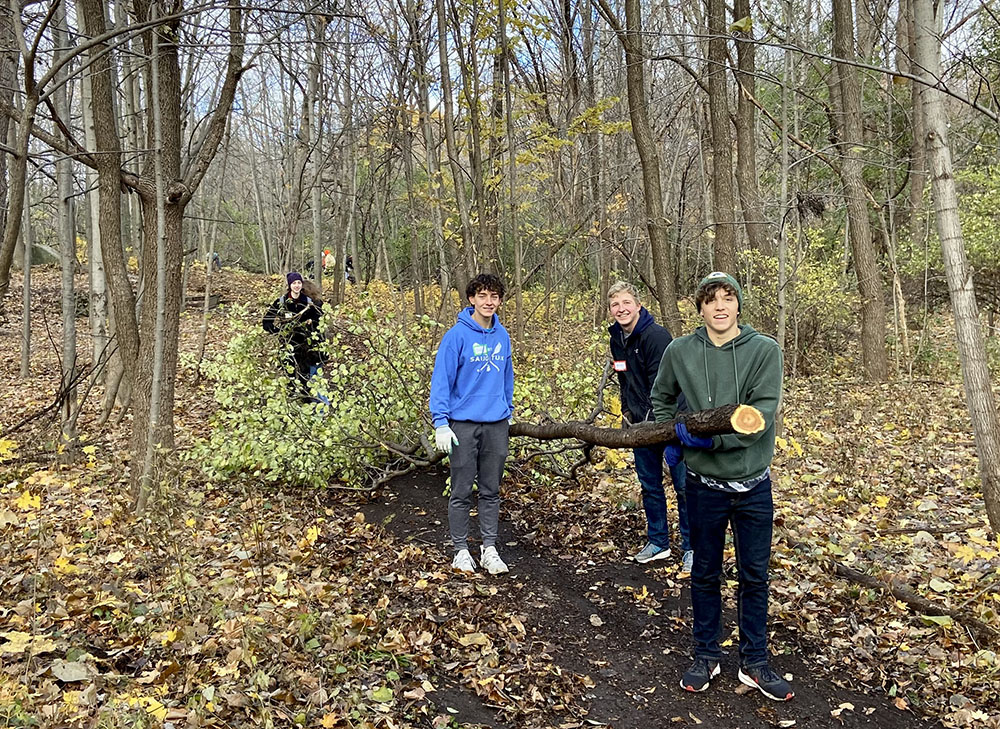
[141,697,168,721]
[160,629,181,645]
[458,632,491,647]
[0,438,18,462]
[1,631,59,656]
[54,557,79,575]
[14,490,40,511]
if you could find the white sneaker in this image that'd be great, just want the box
[480,545,509,575]
[451,549,476,573]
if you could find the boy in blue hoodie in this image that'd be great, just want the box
[430,274,514,575]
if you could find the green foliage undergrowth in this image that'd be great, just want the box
[192,288,608,489]
[191,301,438,488]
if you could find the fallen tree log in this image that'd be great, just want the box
[832,562,999,646]
[509,403,764,448]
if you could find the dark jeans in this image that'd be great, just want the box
[633,444,691,551]
[686,473,773,667]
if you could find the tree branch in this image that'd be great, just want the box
[509,403,763,447]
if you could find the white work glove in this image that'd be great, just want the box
[435,425,459,454]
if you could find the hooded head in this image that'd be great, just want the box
[695,272,743,315]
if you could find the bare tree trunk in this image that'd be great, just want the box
[0,8,46,302]
[902,0,926,245]
[52,5,77,447]
[913,0,1000,533]
[79,8,109,378]
[831,0,887,380]
[79,0,141,411]
[732,0,767,255]
[452,2,493,260]
[415,38,451,308]
[497,0,522,340]
[19,185,31,378]
[137,12,169,510]
[308,16,325,290]
[436,0,476,277]
[776,0,791,351]
[595,0,681,333]
[706,0,737,271]
[127,0,244,499]
[0,6,15,272]
[402,120,424,316]
[243,87,272,274]
[195,122,231,377]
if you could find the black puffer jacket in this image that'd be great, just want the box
[262,293,324,377]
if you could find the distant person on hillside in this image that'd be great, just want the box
[429,273,514,575]
[651,272,791,701]
[262,271,328,404]
[606,281,692,572]
[345,254,356,284]
[210,251,222,272]
[323,249,334,270]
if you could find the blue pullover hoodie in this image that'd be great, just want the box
[430,307,514,427]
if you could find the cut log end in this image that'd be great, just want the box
[730,404,765,435]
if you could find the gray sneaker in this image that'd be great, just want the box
[681,550,694,574]
[634,542,671,564]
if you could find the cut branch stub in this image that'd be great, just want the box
[509,403,764,448]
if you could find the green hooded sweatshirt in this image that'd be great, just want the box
[651,324,783,482]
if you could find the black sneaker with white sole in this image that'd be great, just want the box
[680,657,721,692]
[738,664,794,701]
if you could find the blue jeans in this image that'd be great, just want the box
[685,473,773,667]
[633,444,691,551]
[307,364,331,405]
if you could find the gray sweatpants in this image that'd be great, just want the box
[448,419,509,552]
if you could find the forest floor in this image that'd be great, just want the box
[0,267,998,728]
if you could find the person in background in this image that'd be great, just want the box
[262,272,328,404]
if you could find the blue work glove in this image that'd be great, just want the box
[664,444,683,467]
[676,422,713,449]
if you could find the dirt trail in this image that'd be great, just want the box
[363,469,937,729]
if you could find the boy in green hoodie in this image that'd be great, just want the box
[651,272,793,702]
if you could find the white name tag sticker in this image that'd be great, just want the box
[613,360,627,372]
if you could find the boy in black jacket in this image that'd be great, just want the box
[608,282,691,569]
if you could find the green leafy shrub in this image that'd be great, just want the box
[191,301,439,488]
[736,237,857,375]
[191,289,608,489]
